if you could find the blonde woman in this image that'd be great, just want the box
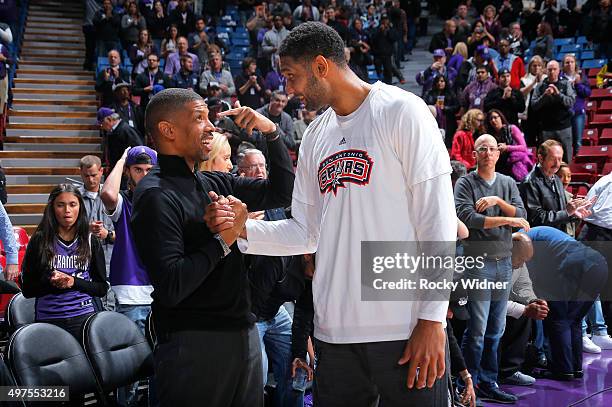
[519,55,546,145]
[448,42,468,74]
[451,108,485,169]
[200,132,233,172]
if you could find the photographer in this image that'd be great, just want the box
[235,57,266,109]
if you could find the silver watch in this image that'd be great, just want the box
[213,234,231,257]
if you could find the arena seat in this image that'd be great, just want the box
[582,59,606,69]
[82,311,154,401]
[567,182,591,198]
[574,145,612,169]
[590,88,612,100]
[569,162,599,183]
[6,323,99,400]
[601,161,612,175]
[5,293,35,333]
[599,100,612,113]
[581,127,598,146]
[598,128,612,146]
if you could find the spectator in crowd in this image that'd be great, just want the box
[146,0,168,43]
[110,82,144,139]
[323,6,350,44]
[455,134,529,404]
[498,0,522,28]
[94,0,121,57]
[130,88,293,405]
[429,19,457,54]
[457,45,497,91]
[461,64,497,111]
[508,21,529,58]
[293,0,320,24]
[499,232,547,387]
[169,0,195,37]
[556,162,580,238]
[448,42,468,76]
[387,0,408,69]
[262,14,290,66]
[492,37,525,89]
[203,84,231,110]
[98,108,142,169]
[268,0,291,16]
[200,132,234,172]
[538,0,562,34]
[120,1,147,51]
[451,108,484,169]
[363,3,381,29]
[133,53,172,109]
[423,75,460,147]
[256,91,297,152]
[82,0,99,70]
[293,108,317,143]
[485,109,533,181]
[519,226,607,380]
[467,20,496,57]
[587,0,612,59]
[172,54,199,91]
[129,29,158,77]
[480,4,502,41]
[164,36,199,77]
[0,201,19,287]
[520,140,594,234]
[161,24,179,59]
[452,3,473,42]
[530,60,576,163]
[533,22,554,61]
[561,54,591,156]
[77,155,114,286]
[101,146,157,406]
[95,50,131,107]
[416,49,458,96]
[519,55,546,146]
[370,14,406,84]
[200,53,235,103]
[21,184,108,340]
[349,17,370,54]
[484,68,525,125]
[235,57,266,109]
[189,17,228,66]
[264,55,287,96]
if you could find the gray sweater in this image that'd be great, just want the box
[455,171,526,258]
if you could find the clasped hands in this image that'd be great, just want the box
[204,191,249,245]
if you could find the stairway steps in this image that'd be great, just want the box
[4,167,81,175]
[10,104,97,113]
[8,214,43,227]
[26,17,83,25]
[12,99,97,106]
[4,143,101,152]
[19,58,85,66]
[5,203,46,214]
[18,67,91,76]
[5,136,99,143]
[23,34,85,44]
[22,49,85,57]
[15,78,95,86]
[9,116,95,124]
[7,194,50,204]
[8,123,98,130]
[6,184,56,194]
[23,42,85,50]
[15,83,93,91]
[12,92,96,101]
[6,129,98,138]
[6,174,78,185]
[2,159,83,168]
[9,109,96,118]
[0,151,100,159]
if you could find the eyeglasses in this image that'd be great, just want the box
[476,146,500,154]
[240,163,266,171]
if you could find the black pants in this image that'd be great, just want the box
[82,24,96,70]
[39,312,94,342]
[374,55,404,85]
[154,326,263,407]
[544,300,594,374]
[499,315,531,379]
[313,338,450,407]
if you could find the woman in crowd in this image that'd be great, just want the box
[200,132,234,172]
[481,4,502,41]
[562,53,591,156]
[467,20,496,56]
[20,184,108,340]
[424,75,460,148]
[161,24,179,59]
[448,42,468,76]
[485,109,533,181]
[451,108,484,170]
[533,22,554,61]
[556,163,576,236]
[520,55,547,146]
[146,0,168,46]
[120,0,147,51]
[129,29,159,77]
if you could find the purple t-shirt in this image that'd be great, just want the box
[36,238,95,320]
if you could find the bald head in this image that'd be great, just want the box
[546,60,560,82]
[512,232,534,269]
[474,134,497,149]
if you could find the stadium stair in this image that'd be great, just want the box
[5,0,99,234]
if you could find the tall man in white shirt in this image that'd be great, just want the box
[218,22,455,406]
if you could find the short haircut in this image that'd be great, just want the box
[80,155,102,169]
[145,88,204,141]
[180,54,193,63]
[271,90,287,100]
[109,113,121,121]
[538,139,563,158]
[278,22,346,66]
[241,57,256,71]
[237,148,265,168]
[130,153,154,166]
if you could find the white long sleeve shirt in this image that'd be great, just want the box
[240,82,456,343]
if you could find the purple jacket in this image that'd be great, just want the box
[416,66,458,96]
[562,73,591,115]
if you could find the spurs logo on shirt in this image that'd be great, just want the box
[318,149,373,195]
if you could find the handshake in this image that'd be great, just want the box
[204,191,249,246]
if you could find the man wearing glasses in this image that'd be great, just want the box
[461,66,497,111]
[455,134,530,404]
[133,54,173,109]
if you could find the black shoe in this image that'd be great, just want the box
[573,370,584,379]
[536,370,575,381]
[475,385,517,404]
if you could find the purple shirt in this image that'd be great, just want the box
[36,238,95,320]
[164,51,200,77]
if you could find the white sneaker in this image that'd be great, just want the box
[583,335,602,353]
[591,334,612,350]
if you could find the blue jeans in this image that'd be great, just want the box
[256,306,303,407]
[115,304,153,407]
[581,297,608,336]
[461,258,513,388]
[572,111,586,156]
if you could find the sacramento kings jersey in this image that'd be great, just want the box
[35,237,95,320]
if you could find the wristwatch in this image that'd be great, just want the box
[105,230,115,244]
[262,125,280,142]
[213,234,231,257]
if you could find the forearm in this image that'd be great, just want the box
[483,216,511,229]
[101,156,125,210]
[496,198,518,217]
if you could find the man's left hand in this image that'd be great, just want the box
[218,106,276,135]
[475,196,499,212]
[398,319,446,389]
